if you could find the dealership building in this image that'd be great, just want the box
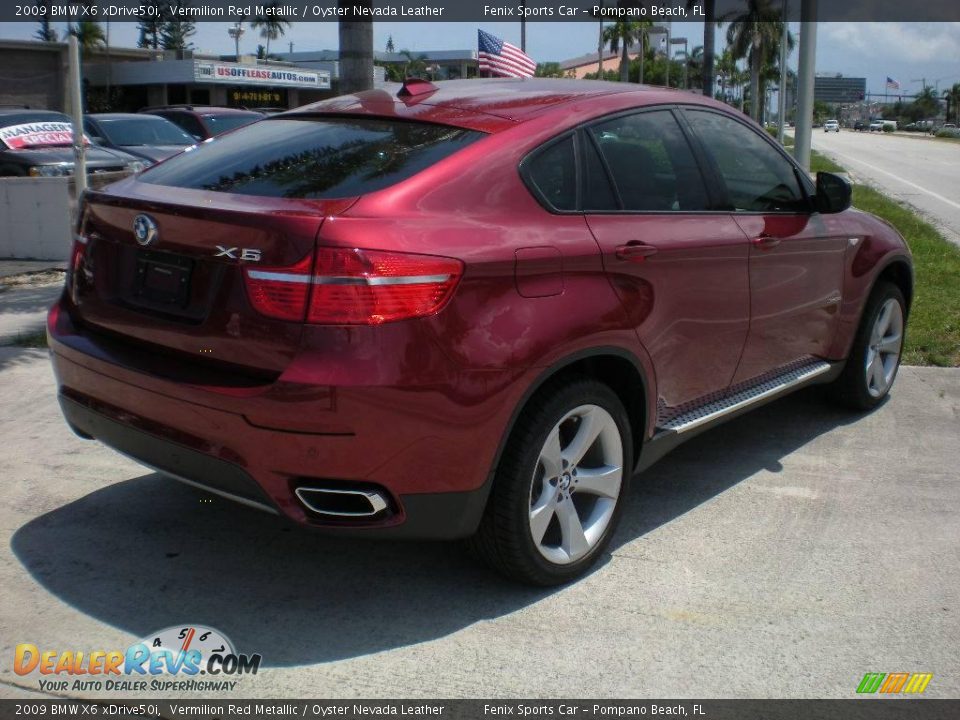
[0,39,498,115]
[0,39,332,113]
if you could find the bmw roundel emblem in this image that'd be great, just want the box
[133,214,158,246]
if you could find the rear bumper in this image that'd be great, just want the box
[59,393,490,538]
[48,301,519,539]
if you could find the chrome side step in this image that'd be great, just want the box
[656,360,834,435]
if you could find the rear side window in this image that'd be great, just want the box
[582,137,619,211]
[161,112,205,139]
[588,110,709,212]
[139,117,483,199]
[525,135,578,211]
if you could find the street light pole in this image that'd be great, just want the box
[777,0,789,143]
[794,0,817,171]
[67,34,86,197]
[665,26,670,87]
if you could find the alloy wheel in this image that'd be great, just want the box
[528,404,624,565]
[864,297,904,398]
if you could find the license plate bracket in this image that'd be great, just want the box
[134,250,193,307]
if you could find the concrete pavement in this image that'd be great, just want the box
[1,349,958,699]
[0,285,61,344]
[812,131,960,247]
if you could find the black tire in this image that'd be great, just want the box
[468,377,633,585]
[830,281,906,411]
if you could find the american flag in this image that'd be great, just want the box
[478,29,536,78]
[886,76,901,91]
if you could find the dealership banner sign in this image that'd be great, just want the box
[196,64,330,90]
[0,122,87,150]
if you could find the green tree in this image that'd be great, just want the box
[603,20,651,83]
[912,86,940,119]
[385,35,395,53]
[338,0,373,95]
[714,47,737,104]
[70,21,106,55]
[256,44,282,61]
[535,62,564,78]
[680,45,704,90]
[34,1,57,42]
[724,0,793,122]
[398,50,428,79]
[136,19,163,49]
[155,2,196,51]
[251,2,292,59]
[160,21,196,50]
[943,83,960,124]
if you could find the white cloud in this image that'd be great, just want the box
[822,22,960,64]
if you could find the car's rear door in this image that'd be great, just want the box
[578,108,750,423]
[681,108,847,386]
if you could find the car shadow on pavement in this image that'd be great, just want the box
[11,385,867,667]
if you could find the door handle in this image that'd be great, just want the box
[752,234,782,250]
[615,242,658,262]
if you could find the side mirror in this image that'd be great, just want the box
[815,171,852,214]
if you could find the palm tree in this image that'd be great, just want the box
[34,1,57,41]
[590,3,607,77]
[338,0,373,95]
[683,45,704,90]
[687,0,717,96]
[251,3,292,59]
[399,50,429,79]
[70,21,106,55]
[713,47,736,103]
[603,21,651,83]
[941,83,960,123]
[724,0,792,122]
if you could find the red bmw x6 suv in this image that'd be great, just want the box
[49,79,912,584]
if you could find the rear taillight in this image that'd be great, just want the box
[68,233,89,298]
[243,253,314,322]
[244,247,463,325]
[71,234,88,273]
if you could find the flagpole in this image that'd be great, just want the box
[520,1,526,52]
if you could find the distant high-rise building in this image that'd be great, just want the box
[814,74,867,104]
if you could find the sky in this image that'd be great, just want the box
[1,21,958,97]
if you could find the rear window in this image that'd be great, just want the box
[202,112,263,135]
[96,117,195,146]
[140,117,483,199]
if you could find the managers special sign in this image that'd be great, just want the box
[195,63,331,90]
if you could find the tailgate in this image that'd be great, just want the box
[70,179,355,378]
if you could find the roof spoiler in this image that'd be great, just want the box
[397,78,438,98]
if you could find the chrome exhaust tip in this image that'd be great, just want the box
[294,486,389,518]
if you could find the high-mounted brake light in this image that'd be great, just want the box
[244,248,463,325]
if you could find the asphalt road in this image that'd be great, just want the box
[1,348,958,699]
[812,130,960,247]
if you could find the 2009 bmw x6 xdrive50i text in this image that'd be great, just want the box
[49,79,912,585]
